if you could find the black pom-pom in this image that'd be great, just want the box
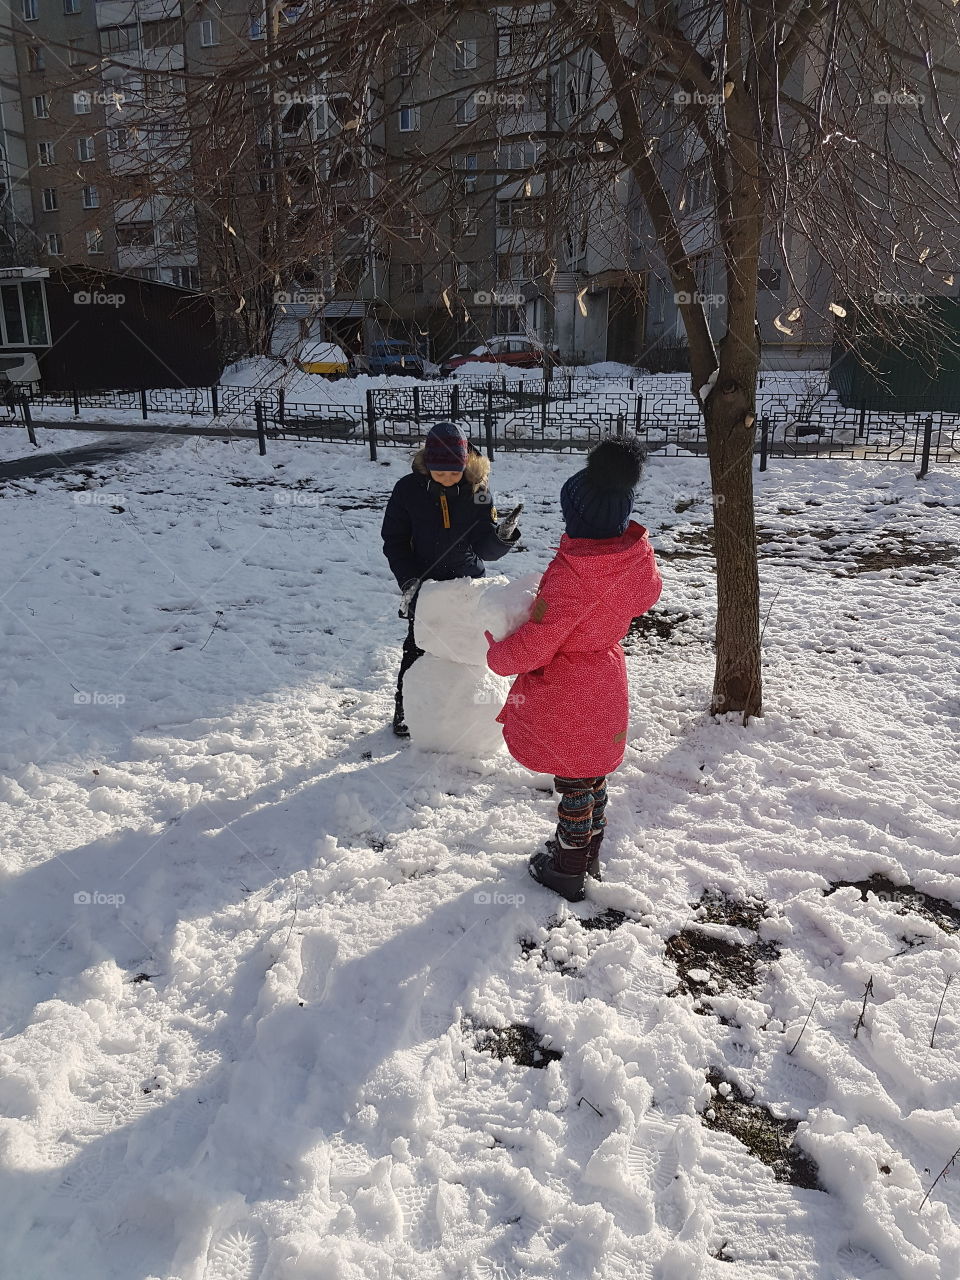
[585,436,646,491]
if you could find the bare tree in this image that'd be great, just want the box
[43,0,957,715]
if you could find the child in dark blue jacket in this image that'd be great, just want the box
[381,421,522,736]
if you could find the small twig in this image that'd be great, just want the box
[854,976,874,1038]
[461,1050,467,1082]
[919,1145,960,1212]
[931,974,954,1049]
[742,587,783,727]
[199,610,224,650]
[281,891,300,952]
[577,1096,604,1117]
[787,995,818,1055]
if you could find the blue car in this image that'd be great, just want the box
[352,340,440,378]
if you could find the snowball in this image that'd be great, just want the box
[402,656,511,757]
[414,573,541,668]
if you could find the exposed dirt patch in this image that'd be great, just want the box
[465,1017,562,1069]
[579,907,629,932]
[665,891,780,1011]
[655,526,714,560]
[825,873,960,934]
[702,1069,825,1190]
[622,608,694,648]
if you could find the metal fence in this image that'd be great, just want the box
[6,381,959,476]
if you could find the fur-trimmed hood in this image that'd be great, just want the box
[412,445,491,493]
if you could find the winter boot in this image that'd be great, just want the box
[586,830,604,881]
[528,836,594,903]
[392,696,410,738]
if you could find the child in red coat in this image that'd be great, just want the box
[484,437,662,901]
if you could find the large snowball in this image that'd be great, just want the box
[402,655,512,757]
[414,573,541,667]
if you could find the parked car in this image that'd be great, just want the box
[440,334,560,377]
[296,340,350,377]
[352,339,439,378]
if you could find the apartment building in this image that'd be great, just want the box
[2,0,198,284]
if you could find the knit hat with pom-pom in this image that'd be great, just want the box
[559,436,646,539]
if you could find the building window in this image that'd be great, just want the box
[499,141,538,170]
[401,263,423,293]
[200,17,218,45]
[109,127,133,150]
[0,281,50,345]
[758,266,782,290]
[81,185,99,208]
[100,25,138,54]
[41,187,58,211]
[497,26,512,57]
[116,221,154,247]
[249,13,265,39]
[453,206,478,237]
[398,104,420,132]
[22,0,38,20]
[404,208,423,240]
[68,39,84,65]
[453,39,477,72]
[37,141,55,165]
[77,136,95,161]
[496,197,544,228]
[455,96,477,127]
[63,0,80,12]
[73,91,92,113]
[396,44,418,76]
[27,46,45,71]
[32,95,49,118]
[451,153,478,195]
[85,228,103,254]
[169,266,200,289]
[142,19,182,49]
[46,233,63,256]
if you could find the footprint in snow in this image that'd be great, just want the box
[296,930,338,1005]
[202,1223,268,1280]
[835,1242,894,1278]
[395,1183,441,1250]
[622,1115,685,1234]
[53,1136,124,1202]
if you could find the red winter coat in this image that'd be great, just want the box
[485,521,662,777]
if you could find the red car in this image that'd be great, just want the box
[441,334,560,377]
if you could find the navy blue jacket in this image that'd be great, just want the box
[381,448,519,587]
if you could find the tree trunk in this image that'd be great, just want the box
[704,359,762,719]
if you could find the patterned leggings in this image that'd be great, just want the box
[554,775,608,848]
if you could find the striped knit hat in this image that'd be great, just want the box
[424,421,469,471]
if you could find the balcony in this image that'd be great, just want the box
[96,0,181,27]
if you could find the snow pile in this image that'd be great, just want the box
[0,435,959,1278]
[405,574,541,756]
[413,572,542,667]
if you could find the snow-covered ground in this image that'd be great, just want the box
[1,434,959,1280]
